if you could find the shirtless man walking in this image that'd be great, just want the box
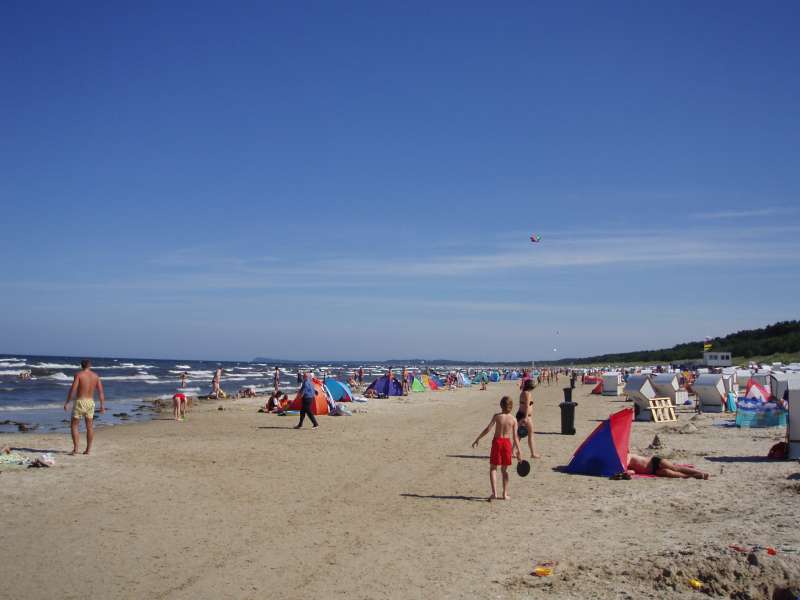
[63,359,105,455]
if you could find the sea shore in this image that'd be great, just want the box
[2,380,799,599]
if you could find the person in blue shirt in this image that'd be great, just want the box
[294,372,320,429]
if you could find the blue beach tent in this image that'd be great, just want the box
[366,376,404,397]
[324,379,355,402]
[564,408,633,477]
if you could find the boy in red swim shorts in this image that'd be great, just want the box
[472,396,521,501]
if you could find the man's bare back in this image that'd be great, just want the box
[73,369,101,400]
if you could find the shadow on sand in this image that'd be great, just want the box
[9,447,71,455]
[704,456,773,463]
[446,454,488,460]
[258,426,301,430]
[401,493,487,502]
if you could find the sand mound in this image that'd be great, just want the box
[680,422,699,434]
[503,544,800,599]
[647,545,800,599]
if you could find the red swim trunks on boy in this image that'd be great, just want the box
[490,437,512,466]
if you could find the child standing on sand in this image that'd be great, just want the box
[472,396,521,501]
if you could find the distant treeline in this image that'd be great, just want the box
[545,320,800,365]
[252,321,800,367]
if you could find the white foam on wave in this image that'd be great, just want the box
[0,369,27,376]
[33,362,80,369]
[0,396,150,412]
[0,357,23,362]
[45,372,72,381]
[168,370,214,380]
[102,374,159,381]
[118,363,155,369]
[174,365,192,370]
[0,402,65,412]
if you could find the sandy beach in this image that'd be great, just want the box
[2,380,799,599]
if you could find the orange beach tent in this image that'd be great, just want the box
[290,378,330,415]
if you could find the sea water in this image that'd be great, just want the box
[0,355,362,433]
[0,354,492,433]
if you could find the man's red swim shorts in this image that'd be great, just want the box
[490,437,512,466]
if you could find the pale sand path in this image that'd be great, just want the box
[2,380,799,599]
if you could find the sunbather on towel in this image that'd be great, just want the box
[627,454,709,479]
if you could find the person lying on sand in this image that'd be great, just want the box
[626,454,709,479]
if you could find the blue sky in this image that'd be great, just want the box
[1,1,798,361]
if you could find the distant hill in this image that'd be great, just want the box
[543,320,800,366]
